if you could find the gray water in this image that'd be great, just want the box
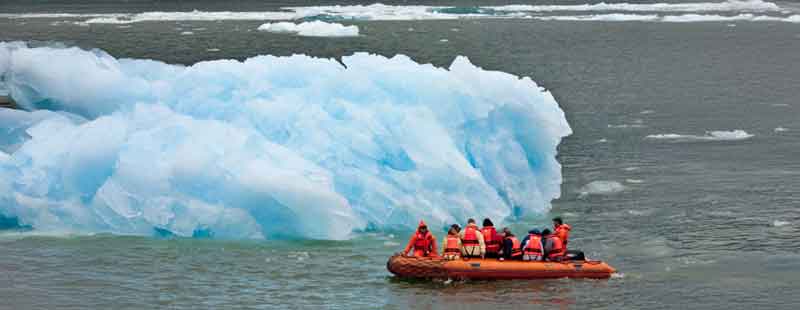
[2,0,800,309]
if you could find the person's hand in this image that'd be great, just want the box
[498,257,505,261]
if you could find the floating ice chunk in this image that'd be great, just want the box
[646,130,753,142]
[774,127,789,132]
[257,21,359,37]
[773,220,790,227]
[579,181,626,196]
[179,31,194,35]
[535,13,800,23]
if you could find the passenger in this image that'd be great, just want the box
[402,220,438,258]
[499,227,522,261]
[480,218,502,258]
[450,223,461,233]
[542,228,566,261]
[553,217,571,247]
[521,229,543,261]
[441,227,462,260]
[459,218,486,258]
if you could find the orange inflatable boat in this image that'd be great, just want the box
[387,255,616,279]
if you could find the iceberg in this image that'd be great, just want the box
[0,43,572,239]
[257,21,359,37]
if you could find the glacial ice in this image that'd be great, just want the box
[257,21,359,37]
[0,43,571,239]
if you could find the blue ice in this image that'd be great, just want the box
[0,42,571,239]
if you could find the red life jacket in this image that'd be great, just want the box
[444,236,460,254]
[462,226,479,246]
[523,234,542,255]
[547,235,565,258]
[555,224,571,245]
[414,231,433,253]
[508,236,522,258]
[481,226,501,253]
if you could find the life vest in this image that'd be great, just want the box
[462,226,479,246]
[547,235,565,258]
[414,231,433,253]
[508,236,522,258]
[555,224,571,245]
[481,226,501,253]
[523,234,542,255]
[444,236,460,254]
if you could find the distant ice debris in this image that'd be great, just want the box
[773,220,790,227]
[579,181,626,196]
[180,31,194,35]
[608,123,646,128]
[0,1,788,24]
[257,21,359,37]
[439,39,449,42]
[646,130,753,142]
[534,13,800,23]
[596,138,608,143]
[626,179,644,184]
[774,127,789,132]
[206,48,221,52]
[0,42,571,240]
[640,110,655,114]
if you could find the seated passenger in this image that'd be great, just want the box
[459,218,485,258]
[499,227,522,261]
[441,227,462,260]
[481,218,502,258]
[521,229,543,261]
[402,220,438,258]
[553,217,571,247]
[542,228,566,261]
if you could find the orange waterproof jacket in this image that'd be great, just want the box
[403,221,438,257]
[555,224,571,245]
[481,226,502,254]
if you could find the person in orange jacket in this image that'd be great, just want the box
[553,217,571,247]
[480,218,502,258]
[402,220,438,257]
[460,218,485,258]
[441,227,462,260]
[542,228,566,261]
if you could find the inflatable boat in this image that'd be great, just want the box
[387,255,616,279]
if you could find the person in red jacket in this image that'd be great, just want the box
[480,218,502,258]
[553,217,571,247]
[402,220,438,257]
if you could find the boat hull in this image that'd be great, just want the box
[387,255,615,279]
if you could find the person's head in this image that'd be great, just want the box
[483,218,494,227]
[467,218,476,225]
[450,224,461,232]
[528,228,541,235]
[553,217,563,227]
[448,227,458,235]
[417,220,428,234]
[502,227,513,237]
[541,228,552,236]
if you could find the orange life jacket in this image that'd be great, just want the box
[508,236,522,258]
[481,226,501,253]
[414,231,433,253]
[462,226,479,246]
[547,235,565,258]
[523,234,542,255]
[555,224,571,245]
[444,235,460,254]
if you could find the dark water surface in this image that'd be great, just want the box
[2,0,800,309]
